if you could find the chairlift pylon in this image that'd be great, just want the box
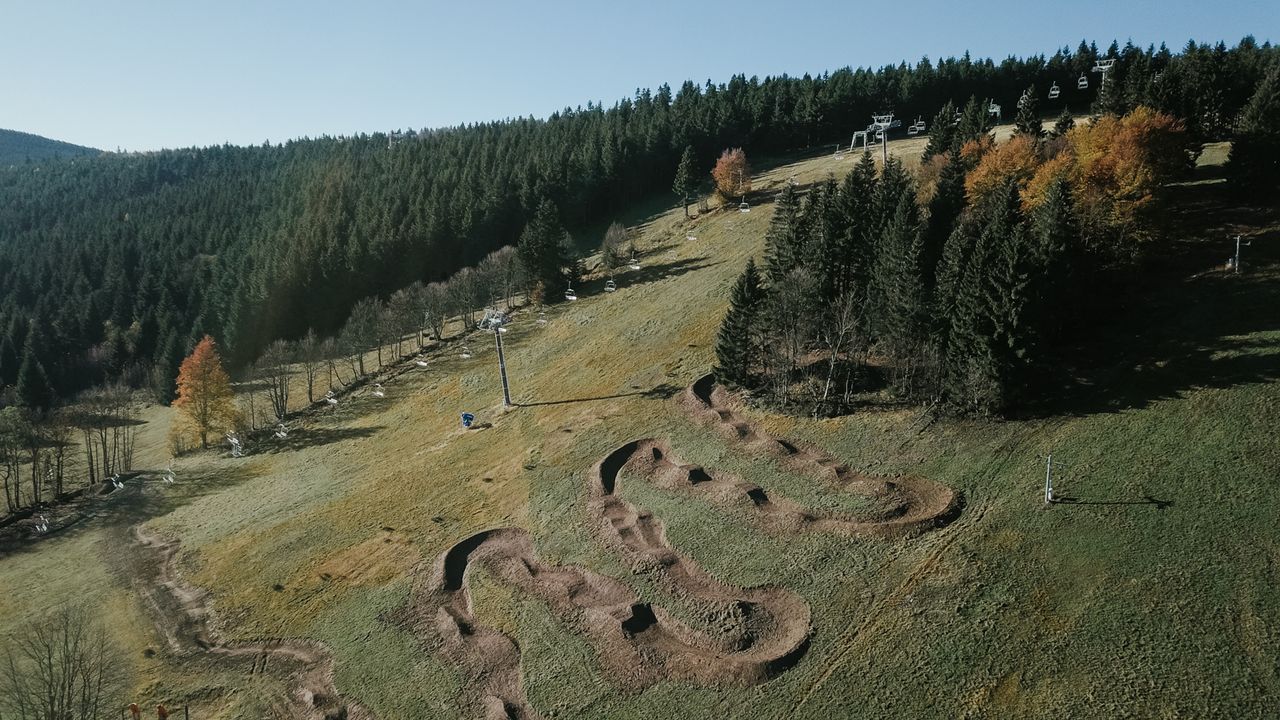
[1048,82,1060,99]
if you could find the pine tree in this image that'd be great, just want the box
[922,154,967,288]
[1026,178,1079,344]
[714,258,765,387]
[173,335,237,448]
[15,323,53,411]
[876,192,928,377]
[1227,66,1280,199]
[1013,85,1044,139]
[762,184,805,282]
[517,199,573,300]
[672,145,698,218]
[831,153,879,306]
[922,101,957,162]
[1051,107,1076,138]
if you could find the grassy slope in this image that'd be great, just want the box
[2,129,1277,719]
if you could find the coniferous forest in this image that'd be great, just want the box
[0,38,1275,433]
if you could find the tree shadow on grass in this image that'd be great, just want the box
[515,383,680,408]
[250,425,383,455]
[1023,189,1280,418]
[0,464,260,558]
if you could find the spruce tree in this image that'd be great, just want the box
[14,323,53,411]
[922,101,957,162]
[830,154,878,311]
[762,184,805,282]
[1051,107,1076,138]
[1013,85,1044,139]
[876,192,928,374]
[672,145,698,218]
[1227,66,1280,200]
[517,199,573,300]
[714,258,765,387]
[922,155,968,289]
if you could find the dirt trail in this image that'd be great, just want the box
[684,374,962,537]
[412,376,963,719]
[131,526,373,720]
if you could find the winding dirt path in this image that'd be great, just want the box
[412,376,963,719]
[131,526,373,719]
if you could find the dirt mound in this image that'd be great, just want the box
[683,374,963,538]
[412,374,963,719]
[132,526,373,719]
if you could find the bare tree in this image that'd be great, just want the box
[601,222,627,280]
[418,282,449,342]
[295,329,321,404]
[814,292,865,415]
[342,298,381,376]
[386,288,417,359]
[255,339,293,421]
[0,606,120,720]
[319,336,344,391]
[0,407,26,512]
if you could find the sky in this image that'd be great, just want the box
[2,0,1276,152]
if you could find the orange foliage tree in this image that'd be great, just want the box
[173,335,237,448]
[711,148,751,201]
[963,134,1041,204]
[1062,107,1190,242]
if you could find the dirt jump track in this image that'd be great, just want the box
[410,375,963,719]
[132,526,373,719]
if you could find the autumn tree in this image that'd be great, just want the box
[173,336,237,449]
[711,148,751,201]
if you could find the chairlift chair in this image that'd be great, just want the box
[1017,92,1030,109]
[988,102,1001,118]
[35,515,48,534]
[536,311,548,326]
[373,382,386,396]
[111,474,124,489]
[1048,82,1061,99]
[325,390,339,406]
[1077,74,1088,90]
[564,286,578,301]
[738,198,750,213]
[604,279,617,293]
[415,359,430,367]
[907,124,919,136]
[459,345,472,359]
[628,256,641,270]
[274,423,288,439]
[685,233,696,241]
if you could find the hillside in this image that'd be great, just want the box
[0,128,99,165]
[1,129,1276,718]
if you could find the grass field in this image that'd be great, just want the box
[2,127,1277,719]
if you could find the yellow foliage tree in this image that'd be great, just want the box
[172,335,237,449]
[1064,107,1189,241]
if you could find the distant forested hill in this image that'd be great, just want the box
[0,38,1275,404]
[0,129,100,165]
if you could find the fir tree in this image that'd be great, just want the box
[15,323,53,410]
[714,258,765,387]
[1051,107,1076,138]
[517,199,573,300]
[922,101,957,162]
[1013,85,1044,139]
[672,145,698,218]
[762,184,805,282]
[876,192,928,375]
[1227,66,1280,200]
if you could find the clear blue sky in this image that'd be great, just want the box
[2,0,1275,151]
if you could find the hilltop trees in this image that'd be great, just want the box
[716,105,1189,416]
[173,336,236,448]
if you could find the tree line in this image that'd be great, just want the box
[1,38,1274,416]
